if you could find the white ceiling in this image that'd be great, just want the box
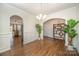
[9,3,78,15]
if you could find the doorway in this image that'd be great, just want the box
[10,15,23,49]
[43,18,65,40]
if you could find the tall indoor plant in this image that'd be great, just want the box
[64,19,79,46]
[35,24,42,40]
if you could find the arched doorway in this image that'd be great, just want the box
[10,15,23,49]
[43,18,65,40]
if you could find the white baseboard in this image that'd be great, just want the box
[0,48,10,53]
[23,39,37,45]
[44,36,53,39]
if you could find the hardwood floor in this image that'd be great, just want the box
[12,36,23,49]
[0,37,78,56]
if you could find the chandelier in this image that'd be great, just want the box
[36,13,46,20]
[36,3,47,20]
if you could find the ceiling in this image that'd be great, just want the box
[9,3,78,15]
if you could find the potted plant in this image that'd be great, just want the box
[35,24,42,40]
[64,19,79,46]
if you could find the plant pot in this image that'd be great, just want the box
[38,37,41,40]
[67,45,74,51]
[67,37,74,51]
[68,37,73,46]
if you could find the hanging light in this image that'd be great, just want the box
[42,14,46,20]
[36,3,47,20]
[36,14,46,20]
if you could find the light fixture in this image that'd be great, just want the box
[36,14,46,20]
[36,3,47,20]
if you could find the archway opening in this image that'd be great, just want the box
[10,15,23,49]
[43,18,65,40]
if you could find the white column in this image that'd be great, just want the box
[39,20,43,40]
[65,19,68,46]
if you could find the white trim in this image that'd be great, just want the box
[0,48,10,53]
[0,33,12,53]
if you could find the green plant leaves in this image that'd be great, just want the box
[64,27,69,33]
[67,19,79,28]
[35,24,42,37]
[68,29,77,38]
[64,19,79,39]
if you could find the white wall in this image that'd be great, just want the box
[43,6,78,49]
[76,6,79,53]
[0,4,38,53]
[24,15,38,44]
[0,4,3,52]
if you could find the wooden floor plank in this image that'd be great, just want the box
[0,37,78,56]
